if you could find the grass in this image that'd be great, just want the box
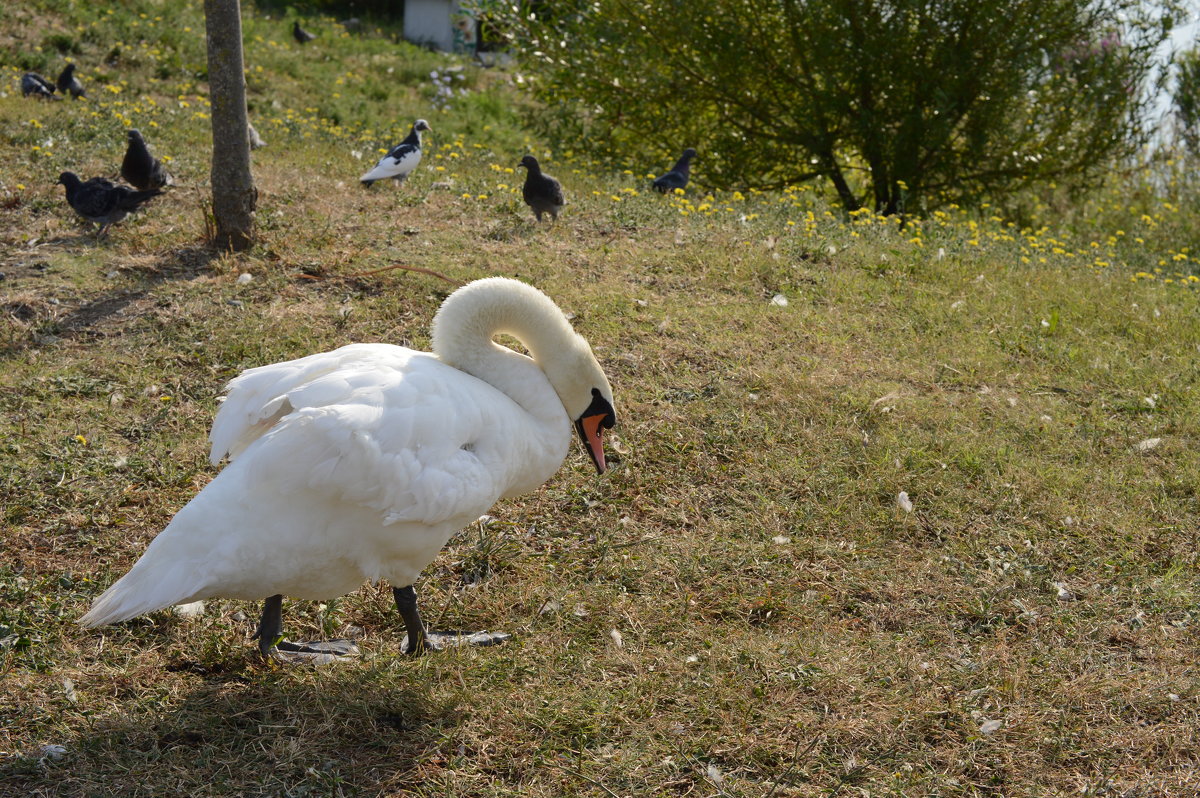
[2,1,1200,796]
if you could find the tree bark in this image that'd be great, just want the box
[204,0,255,252]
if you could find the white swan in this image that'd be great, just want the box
[79,277,617,660]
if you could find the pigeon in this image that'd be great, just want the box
[360,119,431,187]
[518,155,565,222]
[121,129,173,191]
[21,72,58,100]
[248,122,267,150]
[56,63,85,99]
[293,20,316,44]
[57,172,163,237]
[652,148,697,194]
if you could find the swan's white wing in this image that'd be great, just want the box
[252,401,500,527]
[212,344,539,525]
[359,143,421,182]
[209,343,410,465]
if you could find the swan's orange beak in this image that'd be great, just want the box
[579,413,608,474]
[575,388,615,475]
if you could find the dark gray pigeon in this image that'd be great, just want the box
[57,172,163,237]
[293,20,316,44]
[121,129,173,190]
[519,155,565,222]
[56,63,85,99]
[21,72,58,100]
[360,119,430,186]
[652,148,697,194]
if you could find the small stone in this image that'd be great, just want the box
[174,601,206,619]
[38,744,68,764]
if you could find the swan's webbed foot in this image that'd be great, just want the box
[271,638,360,664]
[253,594,360,664]
[393,584,512,655]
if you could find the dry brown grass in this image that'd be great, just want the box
[2,3,1200,796]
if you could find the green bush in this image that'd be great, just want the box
[498,0,1183,215]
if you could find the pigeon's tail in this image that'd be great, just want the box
[120,188,164,211]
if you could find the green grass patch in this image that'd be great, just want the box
[1,1,1199,796]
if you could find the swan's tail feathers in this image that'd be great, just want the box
[78,563,203,628]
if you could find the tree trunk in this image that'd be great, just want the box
[822,154,861,213]
[204,0,255,252]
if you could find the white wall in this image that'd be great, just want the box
[405,0,455,51]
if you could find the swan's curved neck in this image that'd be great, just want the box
[431,279,577,415]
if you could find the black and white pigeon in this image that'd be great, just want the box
[652,148,697,194]
[57,172,163,237]
[518,155,565,222]
[360,119,431,187]
[121,129,173,191]
[293,20,316,44]
[21,72,58,100]
[56,63,86,99]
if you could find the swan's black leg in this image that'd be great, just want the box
[393,584,432,654]
[393,583,513,654]
[253,594,285,658]
[252,593,358,663]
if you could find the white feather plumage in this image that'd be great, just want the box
[359,119,430,186]
[358,145,422,184]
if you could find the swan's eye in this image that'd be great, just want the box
[583,388,615,428]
